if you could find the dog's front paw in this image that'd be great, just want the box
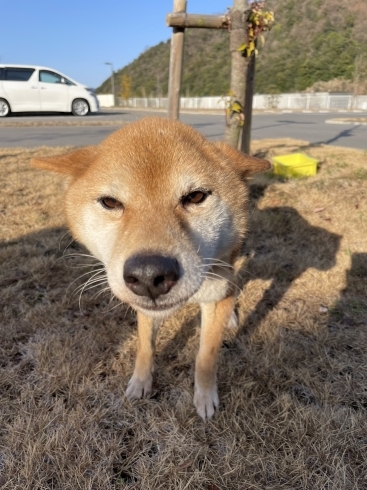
[126,374,153,401]
[194,384,219,421]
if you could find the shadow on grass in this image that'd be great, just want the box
[0,225,134,334]
[2,198,367,416]
[329,252,367,327]
[0,182,342,352]
[237,182,342,337]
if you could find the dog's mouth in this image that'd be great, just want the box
[134,297,188,313]
[130,292,195,316]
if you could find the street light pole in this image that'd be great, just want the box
[104,62,115,107]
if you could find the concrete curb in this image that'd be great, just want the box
[325,119,367,125]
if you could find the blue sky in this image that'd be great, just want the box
[1,0,230,89]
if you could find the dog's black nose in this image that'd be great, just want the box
[123,254,180,299]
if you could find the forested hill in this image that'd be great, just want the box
[96,0,367,97]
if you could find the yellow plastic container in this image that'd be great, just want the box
[272,153,318,178]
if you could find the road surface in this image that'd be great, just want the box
[0,110,366,150]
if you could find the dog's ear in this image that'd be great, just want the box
[214,142,271,178]
[31,146,97,178]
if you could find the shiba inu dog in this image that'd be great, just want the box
[31,117,270,420]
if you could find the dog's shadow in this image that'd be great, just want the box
[329,252,367,327]
[236,183,341,337]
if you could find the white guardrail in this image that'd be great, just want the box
[97,93,367,111]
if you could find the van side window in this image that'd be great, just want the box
[39,70,63,84]
[63,77,75,86]
[4,68,35,81]
[0,68,4,80]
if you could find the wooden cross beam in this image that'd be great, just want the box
[166,13,230,30]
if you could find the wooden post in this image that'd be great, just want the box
[241,49,256,154]
[224,0,247,149]
[167,0,187,119]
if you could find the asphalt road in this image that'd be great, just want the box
[1,109,366,150]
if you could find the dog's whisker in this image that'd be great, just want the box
[62,239,76,254]
[124,304,135,320]
[63,263,104,270]
[75,286,109,311]
[73,267,105,278]
[74,283,109,304]
[74,278,108,293]
[201,258,234,270]
[108,292,116,304]
[197,263,234,276]
[72,271,108,295]
[202,271,242,294]
[73,276,108,295]
[56,252,101,269]
[199,264,234,274]
[62,252,100,260]
[59,253,102,265]
[58,231,74,252]
[196,241,202,254]
[202,257,232,264]
[91,286,111,300]
[66,268,106,292]
[77,278,107,311]
[104,300,124,314]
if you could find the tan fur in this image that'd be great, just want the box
[31,117,270,420]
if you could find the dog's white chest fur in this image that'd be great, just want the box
[189,275,230,304]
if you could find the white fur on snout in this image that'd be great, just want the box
[77,206,121,264]
[189,196,236,261]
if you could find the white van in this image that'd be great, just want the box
[0,65,99,117]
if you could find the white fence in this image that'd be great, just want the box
[252,93,367,111]
[116,93,367,111]
[97,94,115,108]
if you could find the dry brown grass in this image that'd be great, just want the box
[1,140,367,489]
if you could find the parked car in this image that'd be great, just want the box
[0,64,99,117]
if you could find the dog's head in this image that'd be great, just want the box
[32,117,270,318]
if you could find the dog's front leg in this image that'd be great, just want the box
[195,295,236,420]
[126,312,161,400]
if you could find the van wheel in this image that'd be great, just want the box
[0,99,10,117]
[72,99,89,116]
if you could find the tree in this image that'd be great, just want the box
[120,75,132,101]
[225,0,274,151]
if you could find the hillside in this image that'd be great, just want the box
[97,29,230,98]
[96,0,367,97]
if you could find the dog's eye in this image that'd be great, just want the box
[181,190,209,206]
[99,197,123,210]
